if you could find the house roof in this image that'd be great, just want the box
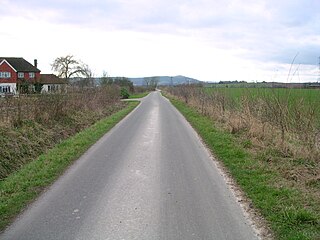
[40,74,67,84]
[0,57,40,72]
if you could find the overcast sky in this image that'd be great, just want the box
[1,0,320,82]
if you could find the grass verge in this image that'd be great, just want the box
[129,92,150,99]
[168,97,319,240]
[0,101,139,232]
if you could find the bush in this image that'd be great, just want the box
[120,87,130,99]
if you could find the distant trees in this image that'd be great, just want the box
[100,71,113,86]
[150,77,159,89]
[100,74,134,98]
[100,75,134,92]
[113,77,134,92]
[144,76,159,89]
[76,63,95,87]
[144,77,151,87]
[51,55,92,83]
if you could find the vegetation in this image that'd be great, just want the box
[16,80,44,94]
[165,86,320,239]
[167,86,320,161]
[143,76,159,89]
[205,87,320,107]
[0,86,124,179]
[128,92,150,99]
[99,73,150,99]
[120,87,130,99]
[0,101,138,231]
[51,55,92,81]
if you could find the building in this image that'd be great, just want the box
[0,57,41,95]
[40,74,67,93]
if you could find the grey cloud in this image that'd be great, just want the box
[3,0,319,67]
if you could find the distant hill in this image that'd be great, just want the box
[69,75,202,86]
[129,76,202,86]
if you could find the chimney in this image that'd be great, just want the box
[34,59,38,68]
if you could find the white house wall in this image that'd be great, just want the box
[42,85,49,93]
[42,84,66,93]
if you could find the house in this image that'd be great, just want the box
[0,57,41,95]
[307,84,320,89]
[40,74,67,93]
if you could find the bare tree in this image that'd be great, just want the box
[144,76,159,89]
[144,77,151,87]
[51,55,89,82]
[77,63,95,87]
[100,71,113,86]
[150,76,159,89]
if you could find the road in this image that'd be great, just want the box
[1,91,258,240]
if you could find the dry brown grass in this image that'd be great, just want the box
[0,86,126,179]
[0,86,121,126]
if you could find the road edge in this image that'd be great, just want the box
[161,93,274,240]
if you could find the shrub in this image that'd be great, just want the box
[120,87,130,99]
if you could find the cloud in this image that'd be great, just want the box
[1,0,319,81]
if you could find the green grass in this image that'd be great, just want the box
[204,87,320,105]
[204,87,320,126]
[0,101,139,231]
[129,92,150,99]
[168,97,320,240]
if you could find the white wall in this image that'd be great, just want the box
[42,84,66,93]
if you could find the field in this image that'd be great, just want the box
[205,87,320,103]
[203,87,320,105]
[169,85,320,168]
[205,87,320,123]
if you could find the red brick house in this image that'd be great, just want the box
[0,57,41,95]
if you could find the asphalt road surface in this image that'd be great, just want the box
[1,91,259,240]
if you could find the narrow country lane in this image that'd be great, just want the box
[1,91,258,240]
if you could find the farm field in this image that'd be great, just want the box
[205,87,319,99]
[174,86,320,160]
[205,87,320,108]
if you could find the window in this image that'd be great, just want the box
[29,72,35,78]
[0,86,11,93]
[0,72,11,78]
[18,72,24,78]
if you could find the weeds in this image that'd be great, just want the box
[166,85,320,162]
[0,86,124,179]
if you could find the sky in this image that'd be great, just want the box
[1,0,320,82]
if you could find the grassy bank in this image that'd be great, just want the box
[0,101,139,231]
[168,96,319,240]
[0,103,126,179]
[129,92,150,99]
